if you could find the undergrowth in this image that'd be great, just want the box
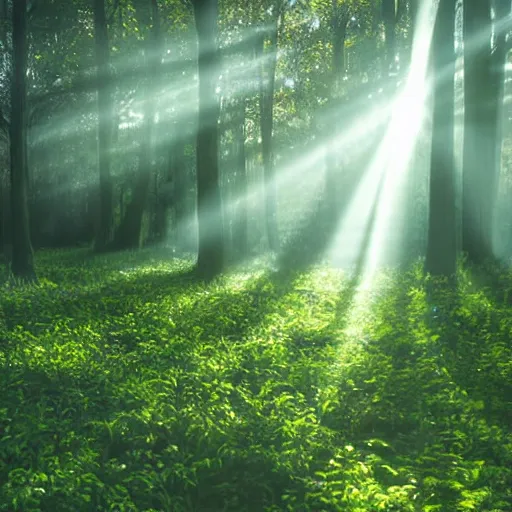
[0,249,511,511]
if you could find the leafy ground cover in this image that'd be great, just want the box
[0,249,511,511]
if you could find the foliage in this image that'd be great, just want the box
[0,250,511,510]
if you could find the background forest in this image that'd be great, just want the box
[1,0,512,511]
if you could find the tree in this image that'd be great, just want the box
[10,0,36,281]
[113,0,162,250]
[324,0,350,221]
[192,0,224,278]
[462,0,510,263]
[93,0,115,252]
[257,12,282,253]
[425,0,457,277]
[231,96,248,259]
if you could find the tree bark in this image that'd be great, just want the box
[1,171,10,263]
[112,0,161,250]
[425,0,457,277]
[232,98,248,259]
[10,0,36,281]
[258,15,280,253]
[461,0,494,263]
[93,0,114,251]
[325,5,349,223]
[490,0,511,250]
[192,0,224,278]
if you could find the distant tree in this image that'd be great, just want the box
[425,0,457,277]
[257,13,281,253]
[10,0,36,280]
[231,95,248,259]
[0,0,10,261]
[93,0,115,252]
[192,0,224,278]
[323,0,350,223]
[462,0,510,263]
[113,0,162,250]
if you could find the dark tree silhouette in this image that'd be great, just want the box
[425,0,457,276]
[192,0,224,278]
[10,0,36,281]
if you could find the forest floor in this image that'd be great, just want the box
[0,248,511,511]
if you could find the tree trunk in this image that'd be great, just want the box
[0,173,3,252]
[232,98,248,259]
[10,0,36,281]
[258,17,280,252]
[93,0,114,251]
[113,0,161,250]
[325,7,348,223]
[174,133,191,251]
[154,127,186,246]
[1,171,10,263]
[461,0,494,263]
[112,110,152,250]
[193,0,224,278]
[490,0,510,251]
[425,0,457,277]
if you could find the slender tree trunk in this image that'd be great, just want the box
[0,175,3,252]
[154,127,187,246]
[112,92,152,249]
[173,132,191,251]
[93,0,114,251]
[113,0,161,250]
[462,0,494,263]
[1,171,10,263]
[232,98,248,259]
[258,17,280,252]
[325,7,348,222]
[401,0,423,263]
[193,0,224,278]
[490,0,510,248]
[10,0,35,281]
[425,0,457,276]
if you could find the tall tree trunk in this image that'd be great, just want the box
[325,6,348,223]
[490,0,510,249]
[93,0,114,251]
[174,132,191,251]
[232,98,248,259]
[193,0,224,278]
[258,16,280,252]
[425,0,457,276]
[113,0,161,250]
[0,174,3,252]
[1,171,10,263]
[10,0,36,281]
[401,0,424,263]
[462,0,494,263]
[154,127,187,246]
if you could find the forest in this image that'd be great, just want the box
[1,0,512,510]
